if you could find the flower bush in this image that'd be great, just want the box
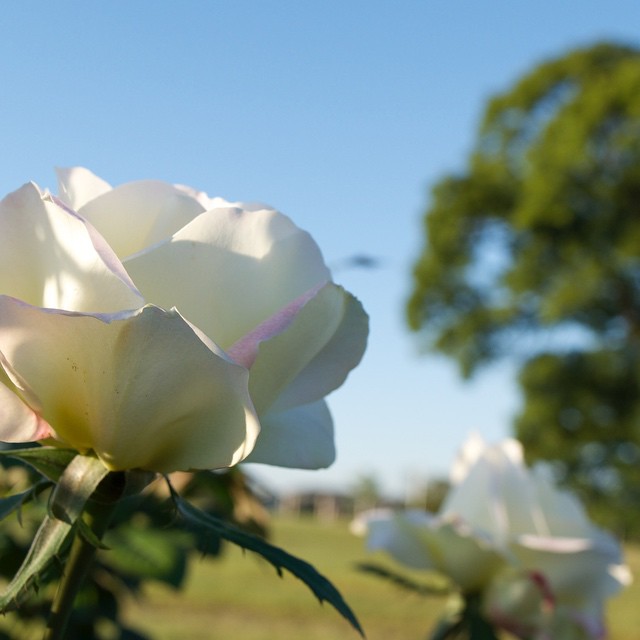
[353,435,631,639]
[0,167,368,472]
[0,168,368,638]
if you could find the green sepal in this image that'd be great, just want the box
[76,518,110,551]
[466,610,501,640]
[46,454,109,524]
[430,617,466,640]
[0,446,77,482]
[167,481,364,637]
[0,454,109,612]
[430,593,501,640]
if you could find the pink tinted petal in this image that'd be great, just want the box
[0,348,53,441]
[235,285,366,470]
[228,283,324,368]
[243,283,368,415]
[0,376,53,442]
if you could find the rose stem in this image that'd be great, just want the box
[44,473,123,640]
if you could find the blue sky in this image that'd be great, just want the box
[2,1,639,497]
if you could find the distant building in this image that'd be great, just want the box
[278,491,355,521]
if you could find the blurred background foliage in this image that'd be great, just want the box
[0,454,268,640]
[407,41,640,537]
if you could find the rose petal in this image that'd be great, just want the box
[364,510,437,570]
[245,399,334,469]
[0,183,143,312]
[174,183,228,211]
[530,464,595,538]
[442,439,548,542]
[56,166,112,210]
[227,284,324,369]
[407,516,505,591]
[547,604,607,640]
[230,284,367,469]
[512,531,628,602]
[360,510,503,591]
[124,206,331,348]
[76,179,206,258]
[0,297,259,472]
[0,363,52,442]
[238,283,368,415]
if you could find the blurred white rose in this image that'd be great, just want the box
[354,435,631,638]
[0,167,367,473]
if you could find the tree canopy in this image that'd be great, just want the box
[407,42,640,534]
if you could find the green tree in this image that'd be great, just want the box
[407,41,640,535]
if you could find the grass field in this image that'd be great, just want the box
[125,515,640,640]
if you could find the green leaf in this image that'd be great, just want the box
[0,481,50,523]
[355,562,450,597]
[102,525,190,588]
[0,446,77,482]
[0,454,109,612]
[0,515,71,612]
[169,484,364,636]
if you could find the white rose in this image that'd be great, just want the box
[447,436,630,636]
[354,435,630,637]
[0,167,367,473]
